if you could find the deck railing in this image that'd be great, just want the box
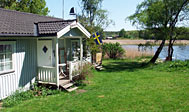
[37,60,90,83]
[69,61,89,80]
[69,61,80,80]
[37,66,57,84]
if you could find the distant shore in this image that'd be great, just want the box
[103,39,189,45]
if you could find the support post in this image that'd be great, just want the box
[69,62,72,80]
[55,38,59,89]
[80,37,83,61]
[36,38,39,81]
[80,37,83,75]
[64,38,69,75]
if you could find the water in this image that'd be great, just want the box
[122,45,189,61]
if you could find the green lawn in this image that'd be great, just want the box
[3,59,189,112]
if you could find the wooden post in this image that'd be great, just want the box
[80,37,83,75]
[64,38,68,75]
[55,38,59,89]
[69,62,72,80]
[36,38,39,81]
[80,37,83,61]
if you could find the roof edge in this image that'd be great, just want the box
[0,8,63,20]
[36,19,76,24]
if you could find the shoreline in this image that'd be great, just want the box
[103,40,189,45]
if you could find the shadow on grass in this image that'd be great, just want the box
[102,60,148,72]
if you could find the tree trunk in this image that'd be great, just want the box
[166,43,174,61]
[149,39,166,63]
[166,39,172,61]
[170,45,174,60]
[91,53,94,64]
[166,35,176,61]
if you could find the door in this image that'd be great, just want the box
[37,40,52,66]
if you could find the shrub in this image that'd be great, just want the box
[149,60,189,72]
[3,84,61,107]
[103,42,125,59]
[2,90,34,107]
[73,62,94,86]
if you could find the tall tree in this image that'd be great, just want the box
[128,0,189,63]
[0,0,49,16]
[164,0,189,61]
[79,0,113,32]
[80,0,102,27]
[79,0,114,63]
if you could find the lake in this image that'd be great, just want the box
[122,45,189,61]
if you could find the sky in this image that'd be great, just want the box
[46,0,144,31]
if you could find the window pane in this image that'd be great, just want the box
[0,54,4,63]
[5,45,12,52]
[4,62,12,70]
[0,45,3,53]
[0,43,13,72]
[5,53,12,62]
[0,63,4,71]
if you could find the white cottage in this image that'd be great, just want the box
[0,8,91,100]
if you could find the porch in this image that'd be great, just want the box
[35,20,91,90]
[37,36,91,89]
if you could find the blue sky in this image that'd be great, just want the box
[46,0,143,31]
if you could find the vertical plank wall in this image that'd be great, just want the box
[0,39,37,100]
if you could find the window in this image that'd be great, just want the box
[71,40,80,61]
[0,42,15,73]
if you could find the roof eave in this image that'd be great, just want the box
[57,21,91,38]
[0,34,36,37]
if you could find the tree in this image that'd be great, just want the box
[165,0,189,61]
[79,0,113,63]
[79,0,113,31]
[128,0,189,63]
[80,0,102,26]
[0,0,49,16]
[119,29,127,38]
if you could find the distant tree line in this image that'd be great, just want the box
[105,27,189,40]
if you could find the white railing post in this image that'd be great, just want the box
[69,62,73,80]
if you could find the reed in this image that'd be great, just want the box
[124,48,154,59]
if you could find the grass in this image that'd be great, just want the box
[2,58,189,112]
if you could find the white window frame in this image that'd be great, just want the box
[0,41,16,75]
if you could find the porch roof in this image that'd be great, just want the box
[37,20,75,36]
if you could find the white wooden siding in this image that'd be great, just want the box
[0,39,37,100]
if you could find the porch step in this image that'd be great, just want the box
[62,83,74,89]
[59,79,78,92]
[59,79,70,86]
[67,87,78,92]
[59,75,66,80]
[95,65,104,70]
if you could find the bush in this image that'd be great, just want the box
[149,60,189,72]
[3,90,34,107]
[74,63,93,80]
[73,62,94,86]
[103,42,125,59]
[3,84,61,107]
